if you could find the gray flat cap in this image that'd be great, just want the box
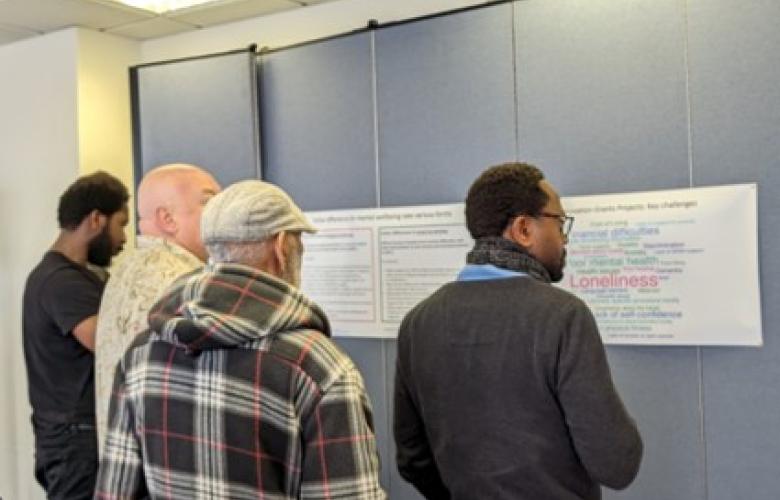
[201,180,316,244]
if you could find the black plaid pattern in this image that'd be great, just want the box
[95,263,385,499]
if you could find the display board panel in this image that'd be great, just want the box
[301,184,761,345]
[131,50,260,187]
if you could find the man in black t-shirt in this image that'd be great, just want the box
[22,171,129,500]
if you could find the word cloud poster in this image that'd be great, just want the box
[301,184,761,345]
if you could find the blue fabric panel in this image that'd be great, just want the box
[514,2,703,499]
[384,340,425,500]
[259,34,377,210]
[334,338,391,490]
[136,51,258,187]
[687,1,780,498]
[514,0,691,196]
[375,4,517,206]
[602,347,704,500]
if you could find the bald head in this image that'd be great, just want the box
[137,163,220,261]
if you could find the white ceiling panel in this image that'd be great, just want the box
[0,0,348,47]
[167,0,299,28]
[106,15,194,39]
[0,0,153,32]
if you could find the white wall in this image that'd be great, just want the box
[0,27,139,498]
[0,29,80,500]
[77,29,140,240]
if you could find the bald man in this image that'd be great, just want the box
[94,164,220,450]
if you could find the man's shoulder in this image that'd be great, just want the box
[526,278,588,309]
[120,328,356,395]
[102,244,200,303]
[412,277,585,310]
[401,278,591,338]
[485,276,589,312]
[25,253,101,304]
[113,242,199,276]
[27,252,87,285]
[268,329,355,391]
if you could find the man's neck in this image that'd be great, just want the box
[51,231,88,266]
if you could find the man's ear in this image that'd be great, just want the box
[503,215,535,249]
[155,206,177,235]
[85,209,107,233]
[273,231,288,274]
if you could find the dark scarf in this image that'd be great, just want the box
[466,236,552,283]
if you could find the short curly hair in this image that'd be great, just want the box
[465,162,549,238]
[57,171,129,230]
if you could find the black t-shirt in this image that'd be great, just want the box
[22,251,105,424]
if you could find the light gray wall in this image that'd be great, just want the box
[138,0,780,498]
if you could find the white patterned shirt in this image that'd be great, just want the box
[94,235,202,451]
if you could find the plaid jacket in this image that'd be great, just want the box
[95,263,385,499]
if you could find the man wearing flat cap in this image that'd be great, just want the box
[95,180,386,499]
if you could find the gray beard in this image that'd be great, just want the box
[282,250,302,288]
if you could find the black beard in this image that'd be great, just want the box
[548,266,564,283]
[87,227,114,267]
[547,249,566,283]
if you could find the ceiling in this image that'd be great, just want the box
[0,0,340,46]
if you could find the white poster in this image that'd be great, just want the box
[301,184,762,345]
[302,205,470,338]
[561,184,761,345]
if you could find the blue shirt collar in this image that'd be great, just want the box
[456,264,527,282]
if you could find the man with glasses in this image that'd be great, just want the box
[393,162,642,500]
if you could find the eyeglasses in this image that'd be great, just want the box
[536,212,574,237]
